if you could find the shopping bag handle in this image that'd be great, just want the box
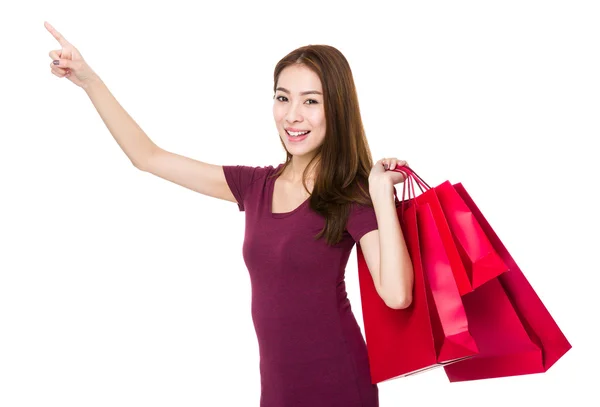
[388,165,421,202]
[386,165,429,218]
[397,169,419,218]
[393,165,431,192]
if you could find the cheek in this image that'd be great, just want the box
[316,116,326,131]
[308,110,325,127]
[273,105,283,121]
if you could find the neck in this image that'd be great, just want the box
[284,154,319,184]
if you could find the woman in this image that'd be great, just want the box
[45,21,414,407]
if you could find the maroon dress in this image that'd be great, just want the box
[223,163,380,407]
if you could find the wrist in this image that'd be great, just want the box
[369,180,395,203]
[82,74,103,92]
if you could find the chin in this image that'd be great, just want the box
[289,148,319,159]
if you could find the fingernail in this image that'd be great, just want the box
[384,164,389,170]
[53,60,59,65]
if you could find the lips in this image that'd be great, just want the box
[285,129,311,137]
[285,129,310,142]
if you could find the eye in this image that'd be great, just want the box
[275,95,319,105]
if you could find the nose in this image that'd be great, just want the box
[285,100,303,123]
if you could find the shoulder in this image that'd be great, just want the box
[222,163,281,211]
[345,201,377,242]
[223,163,279,185]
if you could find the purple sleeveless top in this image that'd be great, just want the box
[223,163,380,407]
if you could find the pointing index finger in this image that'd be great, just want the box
[44,21,70,47]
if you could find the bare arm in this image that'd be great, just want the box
[83,76,154,168]
[360,159,414,310]
[83,77,236,202]
[44,22,234,202]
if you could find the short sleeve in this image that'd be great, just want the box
[222,165,272,211]
[346,186,402,242]
[346,203,379,243]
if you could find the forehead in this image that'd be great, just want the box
[277,65,323,93]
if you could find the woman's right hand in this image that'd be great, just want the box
[45,21,99,89]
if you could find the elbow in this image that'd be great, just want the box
[133,154,150,171]
[385,279,414,310]
[386,293,413,310]
[385,266,414,310]
[132,160,144,171]
[133,145,160,171]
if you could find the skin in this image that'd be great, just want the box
[272,64,414,309]
[45,21,414,309]
[45,21,99,88]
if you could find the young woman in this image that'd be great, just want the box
[46,21,414,407]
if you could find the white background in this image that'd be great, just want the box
[1,1,598,406]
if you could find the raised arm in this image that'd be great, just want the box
[45,21,235,203]
[83,78,235,202]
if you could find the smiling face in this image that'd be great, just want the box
[273,64,327,161]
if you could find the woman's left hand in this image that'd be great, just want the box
[369,157,409,186]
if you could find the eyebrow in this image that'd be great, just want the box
[275,87,323,96]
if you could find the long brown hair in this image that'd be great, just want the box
[271,45,375,246]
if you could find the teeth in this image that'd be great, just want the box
[287,130,309,137]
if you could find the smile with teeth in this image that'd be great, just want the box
[286,130,310,137]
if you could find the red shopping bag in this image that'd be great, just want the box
[405,173,472,296]
[399,168,509,295]
[435,181,508,290]
[357,176,477,383]
[415,194,478,363]
[443,183,572,381]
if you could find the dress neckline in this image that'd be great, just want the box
[269,164,311,219]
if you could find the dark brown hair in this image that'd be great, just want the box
[271,45,374,246]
